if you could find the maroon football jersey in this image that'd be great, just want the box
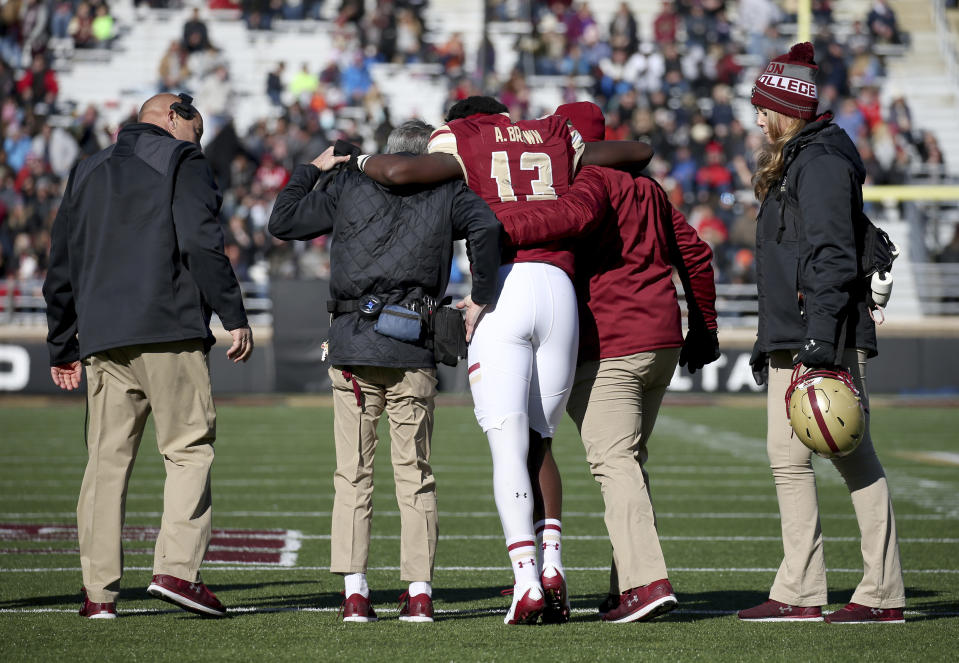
[428,113,585,276]
[427,113,584,208]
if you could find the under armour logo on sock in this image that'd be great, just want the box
[515,492,527,499]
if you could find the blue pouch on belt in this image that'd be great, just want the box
[374,305,423,342]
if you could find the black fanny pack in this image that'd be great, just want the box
[329,295,466,363]
[328,295,424,342]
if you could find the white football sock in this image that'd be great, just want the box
[408,581,432,598]
[344,572,369,598]
[541,518,563,575]
[506,535,539,587]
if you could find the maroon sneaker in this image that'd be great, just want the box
[738,599,823,622]
[597,593,619,617]
[603,579,678,623]
[540,566,570,624]
[504,583,544,625]
[398,591,434,623]
[147,574,227,618]
[825,602,905,624]
[79,587,117,619]
[342,593,378,623]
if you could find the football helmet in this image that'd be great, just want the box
[785,366,865,459]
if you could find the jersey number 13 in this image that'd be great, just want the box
[490,151,558,203]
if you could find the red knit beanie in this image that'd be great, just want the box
[555,101,605,142]
[751,42,819,120]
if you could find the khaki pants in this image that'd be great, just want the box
[767,349,905,608]
[79,339,216,603]
[329,366,438,582]
[566,348,680,592]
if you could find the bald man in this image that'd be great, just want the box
[43,92,252,619]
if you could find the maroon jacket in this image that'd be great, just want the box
[498,166,717,362]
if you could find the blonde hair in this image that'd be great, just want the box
[753,108,808,202]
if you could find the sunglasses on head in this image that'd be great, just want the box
[170,92,198,120]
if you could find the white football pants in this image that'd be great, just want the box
[467,262,578,545]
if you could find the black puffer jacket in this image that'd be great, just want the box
[755,115,877,357]
[269,163,501,369]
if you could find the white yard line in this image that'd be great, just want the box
[892,451,959,467]
[2,534,952,548]
[279,529,302,567]
[2,565,957,574]
[1,606,956,617]
[0,486,785,502]
[657,415,959,519]
[0,510,953,520]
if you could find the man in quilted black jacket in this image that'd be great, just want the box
[269,120,501,623]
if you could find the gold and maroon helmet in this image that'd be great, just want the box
[785,366,865,459]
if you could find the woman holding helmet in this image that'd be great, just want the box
[741,42,905,624]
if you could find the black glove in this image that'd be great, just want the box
[749,342,768,386]
[678,327,720,374]
[795,338,836,369]
[333,139,362,170]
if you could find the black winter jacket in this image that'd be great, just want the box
[43,123,248,365]
[755,116,877,357]
[269,163,502,369]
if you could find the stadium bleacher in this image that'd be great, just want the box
[3,0,959,334]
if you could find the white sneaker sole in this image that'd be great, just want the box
[399,615,434,623]
[740,616,824,622]
[147,583,226,617]
[827,619,905,624]
[86,612,117,620]
[343,615,378,623]
[606,595,678,624]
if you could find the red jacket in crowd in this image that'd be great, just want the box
[498,165,717,363]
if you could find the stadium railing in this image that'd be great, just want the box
[0,279,273,328]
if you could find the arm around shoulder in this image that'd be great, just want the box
[362,152,463,186]
[581,140,654,172]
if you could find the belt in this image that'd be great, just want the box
[328,295,439,319]
[328,295,386,318]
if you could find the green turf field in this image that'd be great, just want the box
[1,398,957,661]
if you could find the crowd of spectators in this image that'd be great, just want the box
[0,0,121,284]
[473,0,950,283]
[2,0,958,297]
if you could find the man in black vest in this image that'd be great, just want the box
[43,93,253,619]
[269,120,501,623]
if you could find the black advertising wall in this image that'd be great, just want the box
[0,338,274,395]
[4,335,959,396]
[271,279,332,393]
[2,279,958,395]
